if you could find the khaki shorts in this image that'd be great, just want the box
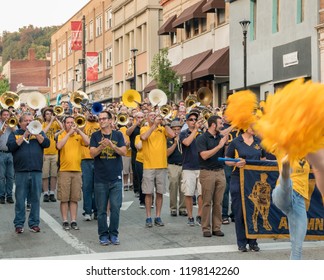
[181,169,202,196]
[57,171,82,202]
[142,169,167,194]
[42,154,58,178]
[122,156,132,174]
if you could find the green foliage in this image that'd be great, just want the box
[149,48,181,99]
[1,25,59,65]
[0,77,9,95]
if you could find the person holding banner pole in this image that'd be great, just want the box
[225,125,266,252]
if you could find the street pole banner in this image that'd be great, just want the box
[240,161,324,240]
[71,21,82,50]
[86,52,98,81]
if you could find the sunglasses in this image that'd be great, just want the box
[188,118,197,122]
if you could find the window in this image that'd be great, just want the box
[84,25,88,44]
[58,74,62,90]
[96,15,102,37]
[58,45,62,61]
[105,9,112,30]
[297,0,304,23]
[52,78,56,92]
[185,21,191,39]
[193,18,199,36]
[68,68,73,82]
[170,32,177,45]
[89,21,94,40]
[98,51,103,72]
[250,0,257,40]
[52,50,56,65]
[62,42,66,59]
[75,66,82,82]
[136,24,147,52]
[217,9,226,25]
[62,72,66,89]
[106,47,112,68]
[67,37,72,55]
[272,0,279,33]
[201,18,207,32]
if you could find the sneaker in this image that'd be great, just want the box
[15,227,24,234]
[49,194,57,202]
[196,215,202,226]
[29,226,41,233]
[0,197,5,204]
[70,221,79,230]
[145,217,153,228]
[249,244,260,252]
[239,246,248,252]
[139,203,145,209]
[154,217,164,226]
[222,217,230,224]
[179,210,188,216]
[212,230,225,237]
[99,235,110,246]
[83,214,92,221]
[6,197,14,204]
[110,235,120,245]
[187,217,195,226]
[62,221,70,230]
[170,209,177,216]
[26,204,31,211]
[43,194,49,202]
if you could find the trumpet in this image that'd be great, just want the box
[53,105,64,116]
[74,114,86,128]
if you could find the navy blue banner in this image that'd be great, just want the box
[240,161,324,240]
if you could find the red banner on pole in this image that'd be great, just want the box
[86,52,98,81]
[71,21,82,50]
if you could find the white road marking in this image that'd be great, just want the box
[121,201,133,211]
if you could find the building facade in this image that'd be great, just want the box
[229,0,320,100]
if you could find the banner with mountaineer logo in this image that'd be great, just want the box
[71,21,82,51]
[240,161,324,240]
[86,52,98,81]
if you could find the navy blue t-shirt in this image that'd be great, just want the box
[90,130,125,183]
[225,134,266,177]
[179,128,200,170]
[167,138,182,165]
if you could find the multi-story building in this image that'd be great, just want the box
[155,0,230,106]
[50,0,162,104]
[229,0,320,100]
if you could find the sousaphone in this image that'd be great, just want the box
[122,89,142,108]
[0,91,20,109]
[148,89,167,107]
[26,92,47,110]
[70,91,89,109]
[197,87,213,106]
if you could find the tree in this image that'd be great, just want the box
[149,48,181,99]
[0,77,9,95]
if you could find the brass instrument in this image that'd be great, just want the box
[116,113,129,126]
[197,87,213,106]
[34,116,43,124]
[70,91,89,109]
[185,94,198,108]
[26,92,47,110]
[201,108,213,122]
[148,89,167,107]
[24,120,43,143]
[74,114,86,128]
[160,104,173,120]
[1,115,18,132]
[122,89,142,108]
[53,105,64,116]
[0,91,20,109]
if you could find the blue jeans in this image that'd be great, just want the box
[14,172,42,228]
[0,152,14,198]
[95,179,122,239]
[272,177,307,260]
[81,160,97,215]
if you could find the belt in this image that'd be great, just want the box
[170,163,182,166]
[201,168,223,171]
[0,150,10,153]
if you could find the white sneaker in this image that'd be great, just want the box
[83,214,92,221]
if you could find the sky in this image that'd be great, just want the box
[0,0,90,34]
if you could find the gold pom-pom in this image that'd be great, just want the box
[255,79,324,161]
[224,90,258,130]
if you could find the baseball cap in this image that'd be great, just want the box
[186,111,199,120]
[170,120,182,128]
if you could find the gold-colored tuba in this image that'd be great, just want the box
[197,87,213,106]
[184,94,198,108]
[0,91,20,109]
[122,89,142,108]
[70,91,89,109]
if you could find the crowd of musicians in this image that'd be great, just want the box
[0,88,269,250]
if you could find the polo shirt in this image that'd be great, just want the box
[167,138,182,165]
[179,128,200,170]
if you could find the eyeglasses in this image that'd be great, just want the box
[188,118,197,122]
[98,117,109,121]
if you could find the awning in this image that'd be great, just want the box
[174,49,212,82]
[158,15,177,35]
[192,47,229,79]
[172,0,207,29]
[202,0,226,13]
[144,79,157,93]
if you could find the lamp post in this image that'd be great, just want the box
[239,19,250,89]
[130,48,138,90]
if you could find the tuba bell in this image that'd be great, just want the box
[74,114,86,128]
[197,87,213,106]
[116,113,129,126]
[160,104,173,119]
[70,91,89,109]
[0,91,20,109]
[122,89,142,108]
[53,105,64,116]
[148,89,167,107]
[185,94,198,108]
[26,92,47,110]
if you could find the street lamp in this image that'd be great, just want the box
[130,48,138,90]
[239,19,250,89]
